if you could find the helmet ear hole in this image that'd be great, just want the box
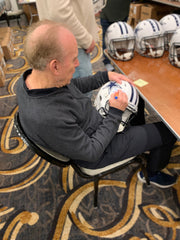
[134,19,165,58]
[94,81,139,132]
[105,21,135,61]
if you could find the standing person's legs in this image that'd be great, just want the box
[73,48,92,78]
[100,18,111,66]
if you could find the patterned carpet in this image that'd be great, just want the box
[0,24,180,240]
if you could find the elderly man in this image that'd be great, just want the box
[16,20,177,188]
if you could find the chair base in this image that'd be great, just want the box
[0,11,27,28]
[72,154,149,208]
[0,12,10,26]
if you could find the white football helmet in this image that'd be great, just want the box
[92,0,107,14]
[169,28,180,68]
[94,81,139,132]
[134,19,165,58]
[159,14,180,50]
[105,21,135,61]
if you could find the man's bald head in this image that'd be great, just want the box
[24,20,76,70]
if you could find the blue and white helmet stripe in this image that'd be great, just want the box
[94,81,139,132]
[147,19,160,32]
[118,22,129,35]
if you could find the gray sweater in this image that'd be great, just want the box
[16,70,123,168]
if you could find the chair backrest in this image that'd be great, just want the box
[14,112,71,168]
[9,0,18,11]
[5,0,11,11]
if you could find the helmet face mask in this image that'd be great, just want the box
[94,81,139,132]
[169,29,180,68]
[173,45,180,65]
[109,38,135,61]
[135,19,165,58]
[105,21,135,61]
[164,31,175,50]
[140,35,164,57]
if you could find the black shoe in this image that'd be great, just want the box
[137,171,177,188]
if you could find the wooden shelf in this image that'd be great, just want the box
[151,0,180,8]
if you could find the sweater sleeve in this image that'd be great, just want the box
[42,104,123,164]
[34,89,124,164]
[46,0,93,49]
[72,71,109,93]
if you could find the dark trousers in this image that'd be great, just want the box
[97,121,176,175]
[78,97,177,175]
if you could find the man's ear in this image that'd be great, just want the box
[49,59,61,75]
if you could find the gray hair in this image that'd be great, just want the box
[24,20,67,70]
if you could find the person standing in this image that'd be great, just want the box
[100,0,131,71]
[35,0,99,78]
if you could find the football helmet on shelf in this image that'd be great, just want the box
[134,19,165,58]
[169,28,180,68]
[105,21,135,61]
[92,0,107,14]
[94,80,139,132]
[159,14,180,50]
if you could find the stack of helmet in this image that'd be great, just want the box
[134,19,165,58]
[105,21,135,61]
[133,15,180,67]
[94,80,139,132]
[105,16,180,67]
[159,13,180,68]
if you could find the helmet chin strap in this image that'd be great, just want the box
[148,49,164,57]
[145,42,164,57]
[117,109,132,132]
[115,51,132,60]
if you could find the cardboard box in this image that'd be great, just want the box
[0,38,14,60]
[0,45,4,59]
[127,17,140,29]
[140,3,176,20]
[0,66,5,87]
[0,54,7,72]
[0,27,14,60]
[129,3,144,20]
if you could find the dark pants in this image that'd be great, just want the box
[101,121,176,175]
[78,97,177,175]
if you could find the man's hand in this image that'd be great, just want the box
[108,71,134,85]
[86,40,95,54]
[109,90,128,111]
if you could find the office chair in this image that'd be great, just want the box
[14,112,149,208]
